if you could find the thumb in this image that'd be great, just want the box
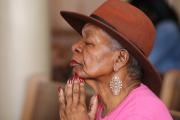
[88,95,98,120]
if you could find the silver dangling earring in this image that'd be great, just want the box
[110,73,122,95]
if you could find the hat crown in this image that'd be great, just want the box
[92,0,156,56]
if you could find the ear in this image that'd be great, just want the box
[113,49,129,72]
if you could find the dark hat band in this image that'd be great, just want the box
[90,14,117,31]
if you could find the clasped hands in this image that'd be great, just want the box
[58,74,98,120]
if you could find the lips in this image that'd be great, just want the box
[70,60,81,67]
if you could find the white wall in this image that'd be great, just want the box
[50,0,106,31]
[0,0,50,120]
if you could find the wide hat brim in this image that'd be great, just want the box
[60,11,162,95]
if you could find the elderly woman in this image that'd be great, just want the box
[58,0,173,120]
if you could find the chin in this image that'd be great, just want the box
[72,66,98,80]
[72,67,88,78]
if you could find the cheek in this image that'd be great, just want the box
[83,48,113,77]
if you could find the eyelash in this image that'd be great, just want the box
[85,42,93,46]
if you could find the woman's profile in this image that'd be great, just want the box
[57,0,173,120]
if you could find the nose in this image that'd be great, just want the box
[72,41,83,54]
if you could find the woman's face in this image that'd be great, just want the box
[71,24,115,79]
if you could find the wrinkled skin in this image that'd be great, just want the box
[71,24,115,79]
[58,24,132,120]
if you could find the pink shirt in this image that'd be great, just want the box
[96,84,173,120]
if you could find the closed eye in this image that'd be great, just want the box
[84,41,94,46]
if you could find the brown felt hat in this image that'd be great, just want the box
[60,0,161,94]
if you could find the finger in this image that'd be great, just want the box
[65,77,72,91]
[72,76,80,106]
[59,110,66,120]
[65,78,73,107]
[79,78,86,105]
[88,95,98,120]
[59,88,66,120]
[59,88,65,108]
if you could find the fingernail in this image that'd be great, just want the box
[70,79,73,84]
[69,76,73,83]
[80,78,84,83]
[97,94,101,101]
[66,79,69,84]
[69,75,74,81]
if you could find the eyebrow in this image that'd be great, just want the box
[81,28,99,44]
[82,28,94,38]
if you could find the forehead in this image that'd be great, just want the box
[82,23,113,46]
[82,23,111,39]
[82,23,101,35]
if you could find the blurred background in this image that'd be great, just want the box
[0,0,180,120]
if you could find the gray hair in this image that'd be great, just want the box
[103,30,143,80]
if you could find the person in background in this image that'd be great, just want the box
[130,0,180,75]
